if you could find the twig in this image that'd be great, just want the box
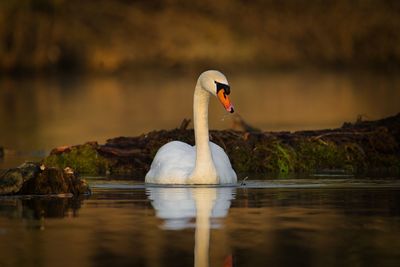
[311,131,376,141]
[179,118,191,130]
[241,176,249,186]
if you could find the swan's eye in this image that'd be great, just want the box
[215,81,230,95]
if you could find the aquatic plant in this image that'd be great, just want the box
[44,143,108,176]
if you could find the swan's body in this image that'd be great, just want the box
[145,141,236,184]
[145,70,237,184]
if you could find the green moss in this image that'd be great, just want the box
[343,143,367,172]
[238,139,295,174]
[229,144,254,173]
[233,136,399,175]
[43,144,108,176]
[295,139,352,173]
[367,154,400,173]
[275,142,295,174]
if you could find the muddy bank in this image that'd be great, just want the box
[41,113,400,179]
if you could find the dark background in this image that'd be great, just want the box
[1,0,400,74]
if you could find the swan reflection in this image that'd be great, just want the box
[146,186,235,267]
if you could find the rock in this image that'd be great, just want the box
[0,162,90,195]
[0,170,24,194]
[0,162,40,195]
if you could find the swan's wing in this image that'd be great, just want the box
[145,141,195,184]
[210,142,237,184]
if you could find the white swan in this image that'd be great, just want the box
[145,70,237,184]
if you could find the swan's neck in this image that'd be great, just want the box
[189,84,218,184]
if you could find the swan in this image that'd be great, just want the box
[145,70,237,184]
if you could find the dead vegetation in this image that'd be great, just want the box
[43,113,400,179]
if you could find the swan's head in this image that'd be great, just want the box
[198,70,234,113]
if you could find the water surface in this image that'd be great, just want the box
[1,70,399,152]
[1,179,400,267]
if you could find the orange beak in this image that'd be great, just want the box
[217,89,234,113]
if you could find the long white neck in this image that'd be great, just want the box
[189,83,218,184]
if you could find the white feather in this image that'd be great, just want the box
[145,141,237,184]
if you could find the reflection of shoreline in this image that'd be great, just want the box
[0,196,84,220]
[147,187,235,267]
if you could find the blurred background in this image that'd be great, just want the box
[1,0,400,165]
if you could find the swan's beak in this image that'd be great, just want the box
[217,89,234,113]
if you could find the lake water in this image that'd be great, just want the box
[1,179,400,267]
[1,71,400,266]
